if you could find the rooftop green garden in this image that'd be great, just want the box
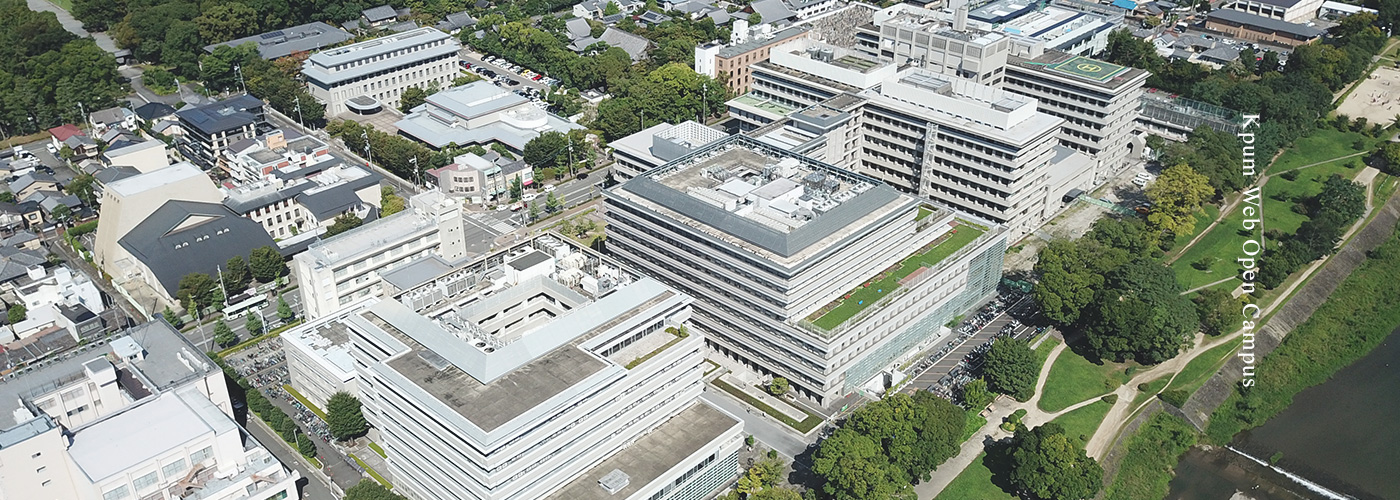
[806,221,986,330]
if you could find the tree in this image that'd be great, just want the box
[812,429,905,500]
[1083,259,1197,363]
[224,256,251,293]
[399,86,428,113]
[748,12,763,24]
[528,202,540,222]
[7,303,26,324]
[250,246,285,283]
[277,294,295,323]
[545,192,562,213]
[194,3,259,44]
[1102,28,1163,72]
[380,186,406,217]
[162,305,184,328]
[177,273,219,310]
[604,1,621,15]
[49,204,71,225]
[245,313,263,337]
[0,192,13,203]
[747,488,802,500]
[1194,287,1238,336]
[325,213,363,237]
[296,432,316,458]
[1032,240,1102,325]
[769,377,789,396]
[213,319,237,347]
[1006,423,1103,500]
[344,480,408,500]
[65,173,96,207]
[982,337,1038,401]
[1146,164,1214,237]
[736,456,786,496]
[960,378,994,410]
[524,131,568,169]
[509,176,524,201]
[326,391,369,440]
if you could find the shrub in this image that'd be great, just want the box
[1102,394,1119,404]
[1159,389,1189,408]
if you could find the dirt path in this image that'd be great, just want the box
[1181,276,1236,295]
[915,340,1069,499]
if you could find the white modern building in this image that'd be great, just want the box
[4,265,106,340]
[302,27,461,116]
[337,236,743,500]
[605,135,1008,405]
[293,191,469,319]
[611,121,728,180]
[394,81,583,152]
[727,38,895,130]
[222,158,382,241]
[0,321,300,500]
[281,300,367,410]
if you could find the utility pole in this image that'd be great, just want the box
[410,156,420,187]
[235,64,246,94]
[293,96,305,129]
[361,130,372,165]
[77,102,86,126]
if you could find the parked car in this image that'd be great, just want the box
[544,184,556,192]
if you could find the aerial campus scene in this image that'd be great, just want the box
[0,0,1396,498]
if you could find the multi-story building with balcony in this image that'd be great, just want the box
[337,236,743,500]
[175,95,267,169]
[604,135,1008,405]
[302,27,461,116]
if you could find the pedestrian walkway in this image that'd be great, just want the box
[719,373,809,422]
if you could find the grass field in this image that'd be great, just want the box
[811,223,985,329]
[1049,400,1112,447]
[962,410,988,443]
[1104,413,1198,500]
[1038,348,1133,413]
[1170,206,1246,290]
[1263,158,1367,235]
[1168,337,1242,396]
[1265,128,1375,175]
[1130,375,1171,410]
[934,452,1017,500]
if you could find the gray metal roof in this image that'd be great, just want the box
[175,95,265,136]
[718,26,809,57]
[134,102,176,121]
[362,4,398,22]
[1208,9,1323,38]
[379,255,454,291]
[0,247,45,283]
[751,0,797,23]
[295,184,365,220]
[567,17,593,39]
[302,28,458,87]
[117,200,277,296]
[89,107,126,126]
[600,28,651,61]
[203,22,354,60]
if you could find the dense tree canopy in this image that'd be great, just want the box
[1006,423,1104,500]
[344,480,408,500]
[326,391,369,440]
[812,391,963,498]
[0,0,126,133]
[1083,258,1197,363]
[982,337,1039,401]
[1146,164,1215,237]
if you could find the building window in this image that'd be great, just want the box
[190,446,214,465]
[161,459,187,479]
[133,471,159,491]
[102,485,130,500]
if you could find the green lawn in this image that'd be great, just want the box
[1167,337,1242,396]
[810,222,985,329]
[1130,376,1171,410]
[962,410,988,443]
[369,442,387,459]
[916,206,936,221]
[1049,400,1112,447]
[712,379,823,433]
[1038,349,1132,413]
[934,452,1017,500]
[1170,207,1246,290]
[1104,413,1198,500]
[1263,158,1366,235]
[1265,128,1375,175]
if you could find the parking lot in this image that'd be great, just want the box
[459,50,551,92]
[903,288,1048,400]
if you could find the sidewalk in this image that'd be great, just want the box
[718,373,809,422]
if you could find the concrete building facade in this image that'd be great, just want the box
[339,236,743,500]
[302,27,461,116]
[605,136,1008,405]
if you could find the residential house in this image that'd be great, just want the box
[436,11,478,33]
[4,266,106,341]
[426,151,534,203]
[48,125,98,159]
[9,173,59,200]
[88,106,137,133]
[361,5,400,28]
[175,94,266,169]
[599,27,651,61]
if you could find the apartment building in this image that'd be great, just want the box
[339,236,743,500]
[1002,51,1149,179]
[853,6,1012,85]
[0,320,300,500]
[223,159,382,240]
[424,152,535,204]
[605,136,1008,405]
[727,38,895,130]
[695,26,811,94]
[302,27,461,116]
[293,191,469,319]
[175,95,267,169]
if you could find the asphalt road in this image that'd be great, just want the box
[11,138,77,185]
[904,295,1039,395]
[243,411,336,500]
[700,389,811,459]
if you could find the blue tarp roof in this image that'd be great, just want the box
[1111,0,1137,9]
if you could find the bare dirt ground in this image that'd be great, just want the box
[1336,65,1400,125]
[1003,160,1154,273]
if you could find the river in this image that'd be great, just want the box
[1165,327,1400,500]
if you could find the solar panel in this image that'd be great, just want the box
[260,31,286,39]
